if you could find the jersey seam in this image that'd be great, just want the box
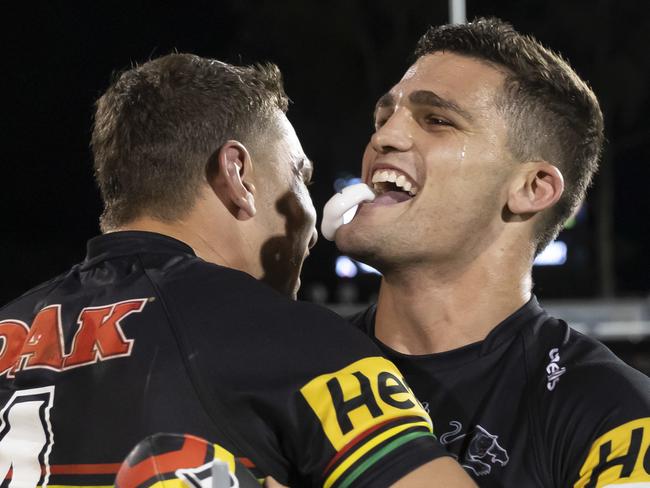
[522,331,551,486]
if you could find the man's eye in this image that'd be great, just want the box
[424,115,451,126]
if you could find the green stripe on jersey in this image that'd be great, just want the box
[337,431,434,488]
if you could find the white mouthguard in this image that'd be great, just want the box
[321,183,375,241]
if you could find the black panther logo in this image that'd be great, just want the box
[440,421,509,476]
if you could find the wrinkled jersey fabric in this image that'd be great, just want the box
[0,231,444,488]
[350,297,650,487]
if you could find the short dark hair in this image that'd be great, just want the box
[415,17,604,254]
[91,53,289,231]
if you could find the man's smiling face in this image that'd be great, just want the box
[336,52,520,271]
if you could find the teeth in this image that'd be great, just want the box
[371,171,389,183]
[370,169,419,196]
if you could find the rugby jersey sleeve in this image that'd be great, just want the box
[536,333,650,488]
[160,263,449,487]
[243,299,449,487]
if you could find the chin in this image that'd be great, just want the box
[336,224,377,258]
[337,228,430,274]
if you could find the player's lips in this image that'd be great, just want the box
[364,165,419,206]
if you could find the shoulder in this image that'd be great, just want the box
[0,267,76,317]
[154,258,383,366]
[160,257,355,326]
[558,338,650,487]
[547,325,649,402]
[522,313,648,394]
[530,317,650,415]
[528,318,650,486]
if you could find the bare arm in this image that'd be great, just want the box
[391,457,477,487]
[264,457,477,488]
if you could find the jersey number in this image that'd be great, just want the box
[0,386,55,487]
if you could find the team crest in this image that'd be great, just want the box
[440,421,509,476]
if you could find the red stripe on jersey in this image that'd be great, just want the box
[50,463,122,474]
[238,457,255,469]
[322,417,396,475]
[115,437,208,486]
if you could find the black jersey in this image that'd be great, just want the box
[350,297,650,487]
[0,231,445,488]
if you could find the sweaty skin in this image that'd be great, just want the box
[321,183,376,241]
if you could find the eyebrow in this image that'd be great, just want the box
[374,90,474,122]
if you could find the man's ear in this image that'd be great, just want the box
[506,161,564,216]
[214,140,257,220]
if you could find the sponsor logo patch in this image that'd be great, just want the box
[574,417,650,487]
[0,298,148,377]
[546,347,566,391]
[300,357,431,450]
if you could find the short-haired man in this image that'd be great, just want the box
[337,18,650,487]
[0,54,475,487]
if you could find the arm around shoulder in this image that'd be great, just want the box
[391,457,477,488]
[263,458,477,488]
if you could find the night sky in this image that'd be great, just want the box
[4,0,649,305]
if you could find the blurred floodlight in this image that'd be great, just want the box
[534,240,568,266]
[335,256,381,277]
[306,282,329,304]
[563,203,586,230]
[334,176,362,192]
[336,256,358,278]
[336,282,360,304]
[357,261,381,275]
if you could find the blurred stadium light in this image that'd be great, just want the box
[534,240,568,266]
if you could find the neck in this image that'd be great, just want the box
[115,206,260,278]
[374,246,532,355]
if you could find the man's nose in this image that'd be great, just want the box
[370,110,413,153]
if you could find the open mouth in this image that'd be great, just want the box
[370,168,419,205]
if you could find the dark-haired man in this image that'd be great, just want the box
[0,54,475,487]
[337,18,650,487]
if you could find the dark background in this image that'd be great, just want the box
[3,0,649,306]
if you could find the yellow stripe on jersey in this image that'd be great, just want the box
[147,481,187,488]
[324,421,431,488]
[300,356,432,451]
[574,417,650,487]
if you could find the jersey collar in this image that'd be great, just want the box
[360,296,548,362]
[82,231,196,269]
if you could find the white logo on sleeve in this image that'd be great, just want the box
[546,348,566,391]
